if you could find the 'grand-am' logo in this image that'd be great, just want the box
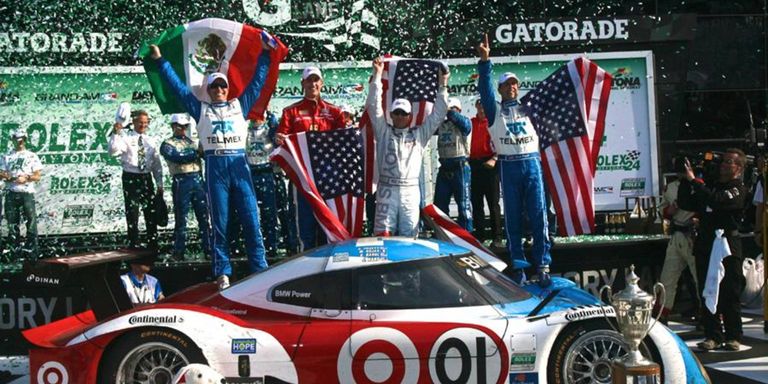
[128,315,184,325]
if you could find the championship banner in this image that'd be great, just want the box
[0,50,655,236]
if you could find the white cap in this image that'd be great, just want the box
[172,364,225,384]
[12,129,27,139]
[341,105,354,114]
[115,102,131,125]
[170,113,191,125]
[498,72,519,85]
[206,72,228,86]
[448,97,462,111]
[302,66,323,80]
[391,98,412,114]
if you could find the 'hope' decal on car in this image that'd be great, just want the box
[231,338,257,354]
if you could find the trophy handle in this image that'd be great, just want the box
[644,282,667,338]
[598,285,620,334]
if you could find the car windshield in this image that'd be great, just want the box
[355,253,530,310]
[446,254,532,305]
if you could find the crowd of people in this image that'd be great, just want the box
[110,35,556,294]
[1,32,759,355]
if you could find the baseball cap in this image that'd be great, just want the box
[12,129,27,139]
[302,66,323,81]
[341,105,354,114]
[498,72,520,85]
[448,97,462,111]
[206,72,229,87]
[391,98,412,114]
[170,113,191,126]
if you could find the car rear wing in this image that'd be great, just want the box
[23,248,155,321]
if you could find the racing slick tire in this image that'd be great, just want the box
[547,319,662,384]
[98,327,207,384]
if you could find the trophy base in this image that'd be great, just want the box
[612,360,661,384]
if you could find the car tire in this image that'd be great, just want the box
[98,327,207,384]
[546,319,662,384]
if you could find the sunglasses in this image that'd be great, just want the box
[392,110,409,117]
[209,83,228,90]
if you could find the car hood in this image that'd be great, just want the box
[494,277,603,317]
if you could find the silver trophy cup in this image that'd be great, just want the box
[599,265,666,383]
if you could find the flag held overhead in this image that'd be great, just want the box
[138,18,288,121]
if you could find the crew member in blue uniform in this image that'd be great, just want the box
[160,113,212,261]
[434,97,473,231]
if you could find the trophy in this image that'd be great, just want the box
[599,265,666,384]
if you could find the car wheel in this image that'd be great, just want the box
[547,320,659,384]
[98,327,207,384]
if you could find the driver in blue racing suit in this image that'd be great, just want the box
[149,35,275,290]
[477,35,551,286]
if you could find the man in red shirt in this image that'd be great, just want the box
[469,99,503,247]
[276,66,345,250]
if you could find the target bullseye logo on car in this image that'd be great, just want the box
[36,361,69,384]
[338,327,419,383]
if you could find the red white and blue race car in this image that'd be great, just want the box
[24,237,709,383]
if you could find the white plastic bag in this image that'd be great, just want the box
[741,254,765,309]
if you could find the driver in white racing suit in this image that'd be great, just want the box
[367,57,448,237]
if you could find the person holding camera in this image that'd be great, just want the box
[678,149,747,351]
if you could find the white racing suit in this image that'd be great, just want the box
[368,74,448,237]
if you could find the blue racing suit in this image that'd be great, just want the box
[156,53,271,277]
[160,134,212,259]
[478,59,551,278]
[246,112,280,257]
[434,110,473,231]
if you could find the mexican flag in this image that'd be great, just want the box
[137,18,289,120]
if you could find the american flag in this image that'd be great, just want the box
[422,204,508,271]
[520,57,612,236]
[270,128,366,242]
[359,57,444,190]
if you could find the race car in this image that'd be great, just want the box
[24,237,709,383]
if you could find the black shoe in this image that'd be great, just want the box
[696,339,720,351]
[723,340,741,351]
